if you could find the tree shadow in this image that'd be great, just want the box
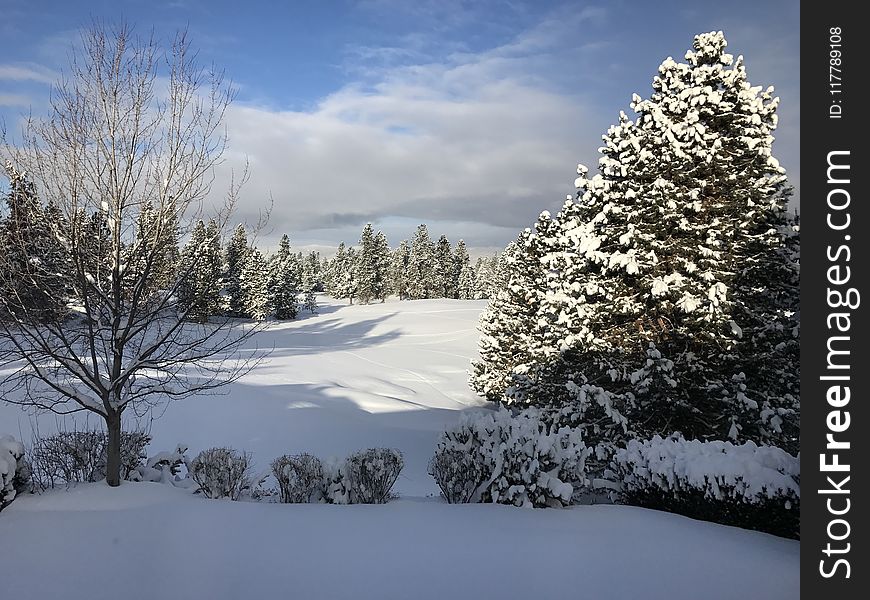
[145,380,492,498]
[254,313,403,357]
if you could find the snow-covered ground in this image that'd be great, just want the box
[0,297,799,599]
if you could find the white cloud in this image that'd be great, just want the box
[0,63,57,84]
[217,18,603,250]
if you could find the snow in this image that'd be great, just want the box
[0,297,798,598]
[0,481,798,600]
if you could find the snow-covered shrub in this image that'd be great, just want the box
[1,434,28,510]
[189,447,253,500]
[271,453,323,503]
[130,445,193,486]
[432,408,590,507]
[428,439,486,504]
[613,435,800,538]
[322,457,351,505]
[29,429,150,489]
[346,448,403,504]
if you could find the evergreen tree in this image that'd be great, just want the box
[178,219,222,322]
[390,240,411,300]
[223,224,249,316]
[478,32,799,453]
[407,224,434,299]
[302,251,322,293]
[267,234,300,320]
[372,231,391,302]
[452,240,471,299]
[473,254,499,299]
[433,235,454,298]
[470,232,547,402]
[329,242,356,303]
[240,248,270,320]
[355,223,378,304]
[0,163,68,321]
[303,289,318,313]
[457,261,477,300]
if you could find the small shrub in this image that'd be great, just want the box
[612,435,800,538]
[1,434,28,510]
[271,453,323,503]
[346,448,403,504]
[431,407,589,507]
[29,429,150,489]
[189,447,253,500]
[131,445,192,485]
[428,449,486,505]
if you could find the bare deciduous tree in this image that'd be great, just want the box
[0,23,263,486]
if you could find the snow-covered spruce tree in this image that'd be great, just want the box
[0,163,69,321]
[178,220,223,322]
[241,248,270,320]
[223,224,249,316]
[433,235,454,298]
[407,224,434,299]
[470,231,554,403]
[457,262,477,300]
[130,199,179,296]
[355,223,378,304]
[453,240,471,299]
[329,242,357,303]
[372,230,391,302]
[301,251,322,293]
[503,32,799,453]
[390,240,410,300]
[267,234,300,320]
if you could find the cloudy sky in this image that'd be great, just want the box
[0,0,799,255]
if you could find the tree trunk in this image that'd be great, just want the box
[105,410,122,487]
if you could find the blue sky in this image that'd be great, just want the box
[0,0,799,254]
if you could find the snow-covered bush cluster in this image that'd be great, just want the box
[612,435,800,538]
[29,430,150,490]
[269,449,403,505]
[345,448,403,504]
[130,444,194,487]
[189,447,254,500]
[1,434,29,510]
[430,408,589,507]
[271,453,324,503]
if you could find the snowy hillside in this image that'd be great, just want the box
[0,297,799,599]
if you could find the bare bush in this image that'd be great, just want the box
[30,429,150,490]
[428,448,486,504]
[346,448,403,504]
[271,453,323,503]
[189,447,253,500]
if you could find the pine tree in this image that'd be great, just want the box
[483,32,799,453]
[223,224,249,316]
[302,251,321,293]
[457,262,477,300]
[329,242,356,303]
[304,289,318,313]
[407,224,434,299]
[470,232,548,402]
[372,231,391,302]
[390,240,411,300]
[433,235,454,298]
[178,219,222,322]
[0,163,68,321]
[452,240,471,299]
[241,248,270,320]
[355,223,378,304]
[267,234,300,320]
